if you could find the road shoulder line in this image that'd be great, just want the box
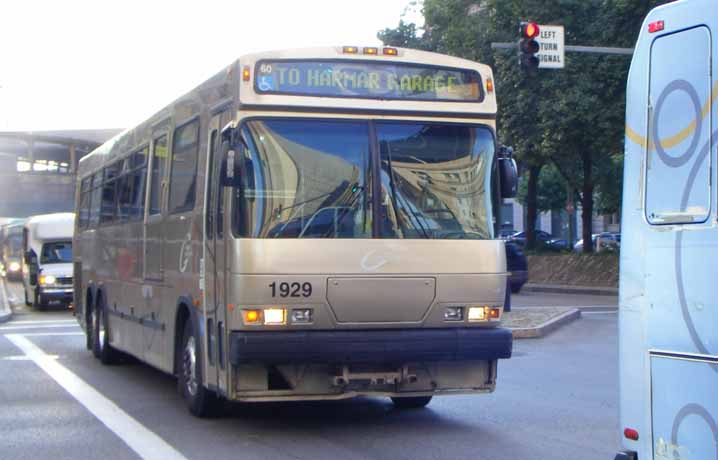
[0,279,12,324]
[5,333,187,460]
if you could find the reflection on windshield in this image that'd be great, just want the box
[41,241,72,264]
[234,119,494,239]
[235,119,370,238]
[378,123,492,239]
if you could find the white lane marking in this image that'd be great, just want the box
[0,279,9,312]
[581,311,618,315]
[20,332,84,337]
[0,324,79,331]
[5,334,187,460]
[2,354,58,360]
[9,320,77,325]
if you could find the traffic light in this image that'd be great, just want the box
[519,22,540,72]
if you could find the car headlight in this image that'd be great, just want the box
[39,274,56,285]
[8,262,20,272]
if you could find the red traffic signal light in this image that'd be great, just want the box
[522,22,540,39]
[519,21,540,72]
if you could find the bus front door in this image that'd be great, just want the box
[203,110,230,395]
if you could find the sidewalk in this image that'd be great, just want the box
[522,283,618,297]
[0,279,12,323]
[504,307,581,339]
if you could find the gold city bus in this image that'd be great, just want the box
[74,46,518,417]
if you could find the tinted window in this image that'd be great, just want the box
[235,119,370,238]
[150,135,168,215]
[169,120,199,213]
[79,177,91,228]
[40,241,72,264]
[377,123,493,239]
[101,161,121,223]
[89,171,103,227]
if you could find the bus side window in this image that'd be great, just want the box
[101,162,120,224]
[79,177,91,229]
[169,119,200,214]
[149,135,168,215]
[130,147,148,220]
[89,171,103,227]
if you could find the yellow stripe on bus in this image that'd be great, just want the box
[626,80,718,150]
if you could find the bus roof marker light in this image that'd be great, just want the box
[363,47,378,55]
[343,46,359,54]
[624,428,639,441]
[486,78,494,93]
[648,20,664,33]
[242,66,251,82]
[383,47,398,56]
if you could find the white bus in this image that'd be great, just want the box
[617,1,717,459]
[22,213,75,309]
[74,46,518,416]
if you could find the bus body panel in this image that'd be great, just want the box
[621,1,718,458]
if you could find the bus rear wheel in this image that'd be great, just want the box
[391,396,433,409]
[92,299,122,364]
[180,319,221,417]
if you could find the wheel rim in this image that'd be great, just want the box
[183,335,198,396]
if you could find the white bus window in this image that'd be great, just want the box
[149,135,168,215]
[646,26,711,224]
[169,120,200,213]
[378,123,493,239]
[116,158,133,222]
[235,119,371,239]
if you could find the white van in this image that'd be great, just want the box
[22,213,75,309]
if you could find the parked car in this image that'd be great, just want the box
[574,232,620,252]
[505,241,528,294]
[507,230,553,247]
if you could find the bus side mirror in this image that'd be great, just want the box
[498,157,518,199]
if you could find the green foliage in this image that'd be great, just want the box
[378,0,670,249]
[517,163,568,213]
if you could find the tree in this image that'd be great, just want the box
[378,0,670,252]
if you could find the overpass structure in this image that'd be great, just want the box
[0,129,121,218]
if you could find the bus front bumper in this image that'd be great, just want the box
[229,327,512,365]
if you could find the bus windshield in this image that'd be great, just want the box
[40,241,73,264]
[235,118,493,239]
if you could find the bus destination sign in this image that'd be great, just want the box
[255,60,483,102]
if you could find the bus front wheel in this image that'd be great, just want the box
[180,320,221,417]
[391,396,432,409]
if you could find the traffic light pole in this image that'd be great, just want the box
[491,42,633,56]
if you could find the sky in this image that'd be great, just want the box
[0,0,423,132]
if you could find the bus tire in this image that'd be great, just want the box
[24,287,31,306]
[180,319,221,417]
[391,396,432,409]
[92,298,121,364]
[33,289,46,310]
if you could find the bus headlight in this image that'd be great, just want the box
[444,306,464,321]
[263,308,286,325]
[291,308,313,324]
[467,306,502,322]
[8,261,20,272]
[39,274,56,285]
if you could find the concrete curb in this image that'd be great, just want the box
[523,283,618,297]
[0,279,12,324]
[510,308,581,339]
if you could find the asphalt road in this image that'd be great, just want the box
[0,280,619,460]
